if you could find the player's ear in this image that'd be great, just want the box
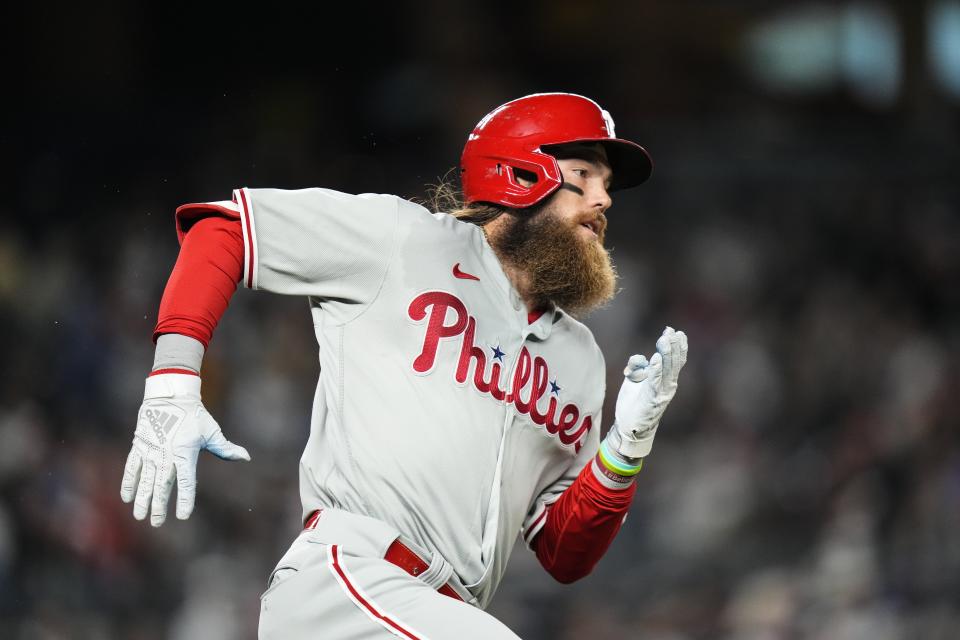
[512,167,538,188]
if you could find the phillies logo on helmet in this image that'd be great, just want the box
[600,109,616,137]
[408,291,592,452]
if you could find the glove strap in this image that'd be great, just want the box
[150,368,199,376]
[144,372,202,401]
[609,422,656,458]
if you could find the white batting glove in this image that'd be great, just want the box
[611,326,688,458]
[120,373,250,527]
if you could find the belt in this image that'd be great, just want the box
[303,510,463,602]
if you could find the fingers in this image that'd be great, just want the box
[175,459,197,520]
[648,351,664,387]
[120,447,142,503]
[125,401,249,525]
[676,330,688,369]
[204,429,251,462]
[150,464,176,527]
[623,354,649,382]
[133,459,157,521]
[657,328,675,383]
[656,326,688,384]
[656,325,674,348]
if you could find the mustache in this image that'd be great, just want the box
[516,199,608,240]
[595,212,608,235]
[579,212,608,237]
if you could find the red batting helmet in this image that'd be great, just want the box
[460,93,653,208]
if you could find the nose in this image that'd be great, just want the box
[590,182,612,212]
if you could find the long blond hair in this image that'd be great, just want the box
[422,168,506,225]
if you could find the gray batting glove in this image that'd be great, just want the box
[120,373,250,527]
[611,326,689,458]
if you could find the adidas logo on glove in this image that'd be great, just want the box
[145,408,178,444]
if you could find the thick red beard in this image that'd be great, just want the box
[487,205,618,316]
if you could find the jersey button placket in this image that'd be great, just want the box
[499,319,527,427]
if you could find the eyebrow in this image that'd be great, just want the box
[565,152,613,187]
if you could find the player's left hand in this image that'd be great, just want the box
[611,326,688,458]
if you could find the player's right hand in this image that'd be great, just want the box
[120,372,250,527]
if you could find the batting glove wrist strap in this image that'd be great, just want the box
[605,427,651,463]
[144,371,201,401]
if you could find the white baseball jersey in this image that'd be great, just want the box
[214,187,606,608]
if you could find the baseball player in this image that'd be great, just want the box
[120,92,688,639]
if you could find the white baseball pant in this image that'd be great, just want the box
[259,509,521,639]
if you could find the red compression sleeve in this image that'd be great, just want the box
[153,215,244,347]
[532,461,636,584]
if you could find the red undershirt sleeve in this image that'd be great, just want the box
[531,460,637,583]
[153,215,245,347]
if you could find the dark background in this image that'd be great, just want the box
[2,2,958,638]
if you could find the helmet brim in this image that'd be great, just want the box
[601,138,653,191]
[543,138,653,192]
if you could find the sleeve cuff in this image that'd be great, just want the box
[234,187,258,289]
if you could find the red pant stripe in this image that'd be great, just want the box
[327,544,425,640]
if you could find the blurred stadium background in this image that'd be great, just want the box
[2,1,958,638]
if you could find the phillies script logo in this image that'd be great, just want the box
[408,291,592,452]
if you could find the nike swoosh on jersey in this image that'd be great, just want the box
[452,263,480,281]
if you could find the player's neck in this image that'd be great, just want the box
[496,259,541,313]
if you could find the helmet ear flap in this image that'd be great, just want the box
[461,151,562,209]
[496,151,563,208]
[503,151,562,208]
